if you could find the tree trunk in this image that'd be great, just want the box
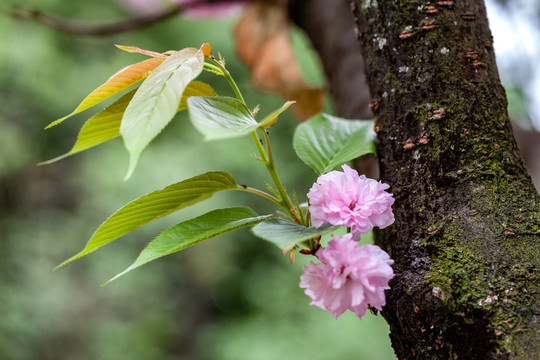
[289,0,540,358]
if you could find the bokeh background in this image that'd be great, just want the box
[1,1,538,359]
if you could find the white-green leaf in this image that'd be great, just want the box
[251,218,339,250]
[293,113,375,175]
[188,96,259,140]
[105,207,272,284]
[258,101,295,129]
[56,171,237,268]
[121,47,205,179]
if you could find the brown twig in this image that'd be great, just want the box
[11,0,249,37]
[11,5,182,36]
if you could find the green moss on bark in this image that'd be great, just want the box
[352,0,540,358]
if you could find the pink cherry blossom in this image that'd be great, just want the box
[307,164,394,235]
[299,233,394,319]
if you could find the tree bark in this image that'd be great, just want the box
[289,0,540,358]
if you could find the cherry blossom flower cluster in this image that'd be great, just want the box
[300,165,395,319]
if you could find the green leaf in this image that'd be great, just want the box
[46,57,165,128]
[40,82,216,165]
[293,113,375,174]
[188,96,259,140]
[121,47,205,179]
[258,101,295,129]
[104,207,271,284]
[251,218,339,250]
[41,90,136,164]
[56,171,237,268]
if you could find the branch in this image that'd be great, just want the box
[11,5,181,36]
[11,0,248,37]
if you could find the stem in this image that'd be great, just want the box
[237,185,281,206]
[262,129,273,163]
[266,161,293,209]
[207,57,269,165]
[203,62,223,74]
[251,132,269,163]
[304,208,311,226]
[263,132,306,225]
[208,56,245,104]
[262,131,296,219]
[293,192,305,224]
[208,55,300,223]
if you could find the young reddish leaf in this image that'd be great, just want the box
[40,81,215,165]
[121,47,205,179]
[55,171,237,269]
[46,57,165,128]
[114,44,169,58]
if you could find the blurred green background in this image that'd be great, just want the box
[0,1,396,359]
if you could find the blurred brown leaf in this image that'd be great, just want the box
[234,2,324,120]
